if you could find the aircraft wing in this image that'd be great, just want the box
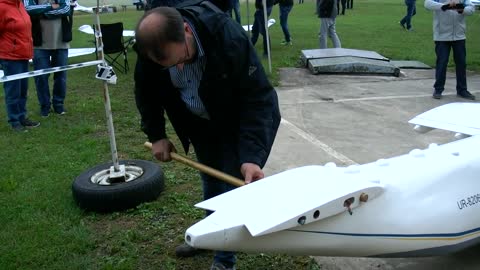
[74,4,94,13]
[68,48,96,58]
[195,165,384,237]
[78,25,135,38]
[409,102,480,136]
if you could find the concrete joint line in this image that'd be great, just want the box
[280,118,357,165]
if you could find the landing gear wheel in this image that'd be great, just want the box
[72,159,164,212]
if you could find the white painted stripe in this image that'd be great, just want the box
[0,60,103,83]
[280,118,357,165]
[280,92,479,105]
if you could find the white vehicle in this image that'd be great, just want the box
[185,103,480,257]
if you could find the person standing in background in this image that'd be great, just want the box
[251,0,274,57]
[0,0,40,132]
[278,0,293,45]
[23,0,72,117]
[400,0,416,31]
[317,0,341,49]
[337,0,345,15]
[424,0,476,100]
[228,0,241,24]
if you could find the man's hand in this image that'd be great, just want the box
[240,163,264,184]
[51,3,60,9]
[152,139,177,162]
[442,0,459,11]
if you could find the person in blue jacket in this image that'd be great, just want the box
[133,1,281,269]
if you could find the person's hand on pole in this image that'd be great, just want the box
[152,139,177,162]
[241,163,264,184]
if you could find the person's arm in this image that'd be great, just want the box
[221,21,281,178]
[460,0,475,15]
[133,56,169,148]
[23,0,55,15]
[44,0,71,17]
[424,0,446,11]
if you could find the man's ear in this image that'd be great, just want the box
[184,22,191,34]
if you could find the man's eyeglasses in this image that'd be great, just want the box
[160,40,190,71]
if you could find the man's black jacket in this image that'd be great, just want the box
[134,0,280,168]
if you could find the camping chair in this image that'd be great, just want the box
[95,22,129,74]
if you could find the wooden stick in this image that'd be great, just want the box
[144,142,244,187]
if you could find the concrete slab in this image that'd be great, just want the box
[308,56,400,76]
[300,48,400,76]
[300,48,390,67]
[391,60,432,69]
[263,68,480,269]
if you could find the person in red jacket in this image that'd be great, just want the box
[0,0,40,132]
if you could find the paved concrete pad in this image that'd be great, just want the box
[264,67,480,269]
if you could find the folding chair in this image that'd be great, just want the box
[95,22,129,74]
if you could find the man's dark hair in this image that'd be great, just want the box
[135,7,185,61]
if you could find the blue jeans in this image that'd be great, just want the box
[434,40,467,93]
[33,49,68,115]
[400,0,416,30]
[251,6,273,56]
[188,116,242,267]
[228,0,241,24]
[279,5,293,42]
[0,59,29,127]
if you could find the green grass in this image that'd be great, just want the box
[1,1,479,269]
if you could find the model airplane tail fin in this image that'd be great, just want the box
[194,165,384,237]
[409,102,480,137]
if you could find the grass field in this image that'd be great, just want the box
[1,1,479,269]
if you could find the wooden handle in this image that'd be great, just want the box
[144,142,244,187]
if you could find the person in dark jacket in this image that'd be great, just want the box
[0,0,40,132]
[250,0,274,57]
[317,0,341,48]
[278,0,293,45]
[133,1,281,269]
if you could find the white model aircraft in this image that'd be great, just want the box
[185,102,480,257]
[74,0,115,13]
[242,18,276,32]
[74,3,94,13]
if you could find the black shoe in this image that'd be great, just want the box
[21,118,40,128]
[210,262,236,270]
[399,21,406,30]
[457,91,475,100]
[175,243,202,257]
[54,107,66,115]
[432,91,442,99]
[12,124,28,133]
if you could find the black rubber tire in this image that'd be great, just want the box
[72,159,164,212]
